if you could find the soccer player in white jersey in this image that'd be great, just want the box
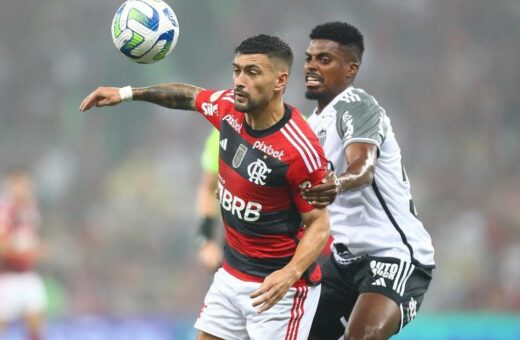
[302,22,435,339]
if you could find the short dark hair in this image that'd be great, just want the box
[310,22,364,62]
[234,34,294,71]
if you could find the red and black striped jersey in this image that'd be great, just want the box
[195,89,327,286]
[0,197,41,272]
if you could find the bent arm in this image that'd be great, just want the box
[302,142,378,206]
[79,83,205,112]
[284,207,330,279]
[249,207,330,313]
[336,142,378,192]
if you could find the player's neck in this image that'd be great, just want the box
[316,85,351,114]
[245,98,285,130]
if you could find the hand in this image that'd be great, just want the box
[250,267,299,314]
[197,240,222,271]
[79,87,122,112]
[301,170,338,208]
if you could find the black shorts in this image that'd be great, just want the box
[310,255,433,339]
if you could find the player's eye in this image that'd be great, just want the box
[305,55,311,63]
[320,57,331,64]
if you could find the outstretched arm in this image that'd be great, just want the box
[79,83,205,112]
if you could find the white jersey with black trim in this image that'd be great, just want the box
[307,86,435,267]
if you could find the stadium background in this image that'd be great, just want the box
[0,0,519,338]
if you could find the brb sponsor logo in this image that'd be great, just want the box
[252,141,284,160]
[370,260,399,280]
[223,114,242,132]
[218,182,262,222]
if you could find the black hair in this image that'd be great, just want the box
[234,34,294,71]
[310,22,364,62]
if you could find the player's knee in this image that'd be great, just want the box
[344,323,391,340]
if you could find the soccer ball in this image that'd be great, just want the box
[111,0,179,64]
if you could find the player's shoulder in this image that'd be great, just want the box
[198,89,235,116]
[280,106,325,173]
[207,89,234,103]
[335,87,382,117]
[285,105,318,137]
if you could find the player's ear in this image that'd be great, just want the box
[344,61,359,78]
[274,71,289,93]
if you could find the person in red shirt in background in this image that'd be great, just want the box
[0,168,46,340]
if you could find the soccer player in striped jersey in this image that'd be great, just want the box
[302,22,435,339]
[0,168,47,340]
[79,34,330,340]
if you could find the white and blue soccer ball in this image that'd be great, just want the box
[111,0,179,64]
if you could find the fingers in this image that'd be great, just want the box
[302,191,336,202]
[79,87,120,111]
[79,93,97,112]
[250,285,284,314]
[308,202,329,208]
[250,285,266,299]
[302,186,336,200]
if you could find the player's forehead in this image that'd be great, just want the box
[233,53,273,70]
[306,39,344,57]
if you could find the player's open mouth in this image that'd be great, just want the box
[305,74,322,88]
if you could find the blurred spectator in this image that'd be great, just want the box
[0,168,47,340]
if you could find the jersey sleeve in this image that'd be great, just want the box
[286,136,328,214]
[334,97,386,149]
[194,89,234,130]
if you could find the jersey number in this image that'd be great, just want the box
[402,165,418,217]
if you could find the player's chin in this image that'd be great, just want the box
[305,89,321,100]
[233,101,251,113]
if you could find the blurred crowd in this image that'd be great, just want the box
[0,0,518,318]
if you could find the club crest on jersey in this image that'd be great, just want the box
[247,159,272,185]
[232,144,248,168]
[317,129,327,146]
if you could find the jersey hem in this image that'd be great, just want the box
[343,138,379,149]
[223,262,309,287]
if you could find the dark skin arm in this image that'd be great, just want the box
[301,143,378,207]
[79,83,204,112]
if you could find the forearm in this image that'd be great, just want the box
[285,210,330,278]
[132,83,204,110]
[337,143,378,193]
[337,161,375,192]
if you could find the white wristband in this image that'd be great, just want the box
[119,86,133,102]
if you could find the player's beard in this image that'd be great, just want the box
[234,95,260,113]
[234,100,253,113]
[305,90,322,100]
